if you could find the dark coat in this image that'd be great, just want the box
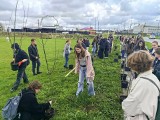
[153,58,160,80]
[84,40,90,47]
[133,40,147,51]
[18,88,50,120]
[81,42,86,49]
[127,43,135,55]
[99,38,107,49]
[28,44,39,61]
[149,48,155,56]
[11,43,29,68]
[13,49,30,68]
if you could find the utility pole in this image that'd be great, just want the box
[98,20,99,32]
[156,20,160,36]
[95,17,97,33]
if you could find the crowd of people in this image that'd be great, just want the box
[6,33,160,119]
[120,34,160,119]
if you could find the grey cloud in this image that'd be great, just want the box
[0,0,160,29]
[0,0,14,11]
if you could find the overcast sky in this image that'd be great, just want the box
[0,0,160,30]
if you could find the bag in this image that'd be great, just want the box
[11,62,19,71]
[44,107,55,120]
[2,93,22,120]
[69,65,73,69]
[140,77,160,120]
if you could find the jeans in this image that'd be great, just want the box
[121,50,126,58]
[64,54,69,67]
[76,67,95,96]
[12,67,29,90]
[92,47,96,56]
[32,59,40,74]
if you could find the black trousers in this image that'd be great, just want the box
[14,112,45,120]
[12,67,28,90]
[31,59,41,74]
[98,48,105,59]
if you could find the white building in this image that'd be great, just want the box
[133,25,160,34]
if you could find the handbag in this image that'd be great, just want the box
[140,77,160,120]
[11,62,19,71]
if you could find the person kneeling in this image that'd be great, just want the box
[17,81,52,120]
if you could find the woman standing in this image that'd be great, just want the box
[63,40,71,68]
[91,38,97,57]
[122,50,160,120]
[74,43,95,96]
[133,40,147,51]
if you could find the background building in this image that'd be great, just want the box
[133,24,160,34]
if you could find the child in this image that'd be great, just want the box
[74,43,95,96]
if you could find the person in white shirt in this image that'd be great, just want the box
[122,50,160,120]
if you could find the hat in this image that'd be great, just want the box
[11,43,20,49]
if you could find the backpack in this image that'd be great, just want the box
[2,92,22,120]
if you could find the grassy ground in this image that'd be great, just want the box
[0,35,123,120]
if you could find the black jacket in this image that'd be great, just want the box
[18,88,50,120]
[84,40,90,47]
[153,58,160,80]
[133,40,147,51]
[28,44,39,61]
[149,48,155,56]
[99,38,107,49]
[13,49,29,68]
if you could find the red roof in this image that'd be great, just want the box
[80,27,95,31]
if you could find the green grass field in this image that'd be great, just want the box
[0,35,124,120]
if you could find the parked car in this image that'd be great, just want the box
[149,34,156,39]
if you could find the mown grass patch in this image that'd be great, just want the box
[0,36,123,120]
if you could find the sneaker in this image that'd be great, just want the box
[24,81,29,84]
[64,66,68,68]
[37,72,42,74]
[33,73,37,76]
